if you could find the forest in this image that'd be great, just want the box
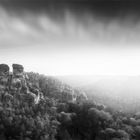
[0,71,140,140]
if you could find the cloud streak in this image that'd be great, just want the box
[0,1,140,75]
[0,3,140,49]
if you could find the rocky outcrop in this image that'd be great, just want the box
[0,64,10,94]
[10,64,27,94]
[0,64,9,77]
[0,64,42,104]
[12,64,24,77]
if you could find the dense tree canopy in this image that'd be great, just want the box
[0,71,140,140]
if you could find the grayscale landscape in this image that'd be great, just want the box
[1,0,140,140]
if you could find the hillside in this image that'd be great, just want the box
[1,64,140,140]
[57,75,140,113]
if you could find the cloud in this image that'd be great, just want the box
[0,1,140,51]
[0,1,140,75]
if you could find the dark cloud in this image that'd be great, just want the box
[0,0,140,49]
[0,0,140,76]
[1,0,140,17]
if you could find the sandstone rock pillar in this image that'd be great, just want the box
[0,64,9,77]
[0,64,10,99]
[12,64,24,77]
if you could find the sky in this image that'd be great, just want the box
[1,0,140,76]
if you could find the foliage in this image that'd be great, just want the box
[1,72,140,140]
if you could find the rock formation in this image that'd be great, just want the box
[0,64,9,77]
[9,64,27,94]
[12,64,24,77]
[0,64,10,94]
[0,64,42,104]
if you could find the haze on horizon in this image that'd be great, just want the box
[1,0,140,77]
